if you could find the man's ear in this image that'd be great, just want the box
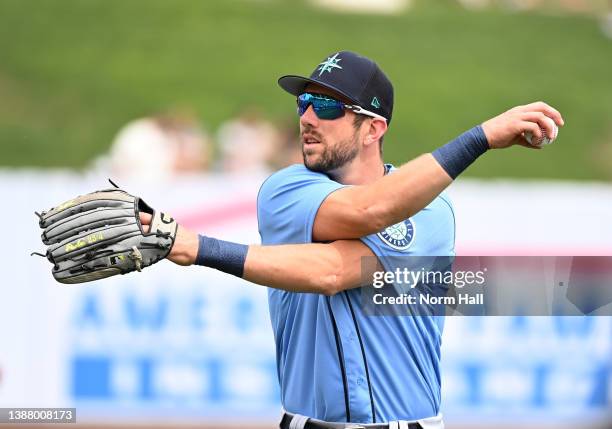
[363,119,388,147]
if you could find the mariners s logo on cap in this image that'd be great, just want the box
[317,53,343,76]
[377,219,416,251]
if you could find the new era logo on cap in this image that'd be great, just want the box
[278,50,394,124]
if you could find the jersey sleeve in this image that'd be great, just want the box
[359,193,456,262]
[257,164,346,245]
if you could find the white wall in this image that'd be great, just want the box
[0,170,610,425]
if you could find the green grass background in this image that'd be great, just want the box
[0,0,610,180]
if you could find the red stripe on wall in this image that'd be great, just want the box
[174,198,258,230]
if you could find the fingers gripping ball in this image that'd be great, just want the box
[34,188,178,284]
[525,117,559,147]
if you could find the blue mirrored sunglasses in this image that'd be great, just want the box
[296,93,386,121]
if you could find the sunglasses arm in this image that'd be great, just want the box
[345,105,387,122]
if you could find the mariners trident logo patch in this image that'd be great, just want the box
[377,219,416,251]
[317,53,343,76]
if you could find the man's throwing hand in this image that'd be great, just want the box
[481,101,564,149]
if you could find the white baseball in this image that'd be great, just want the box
[524,117,558,146]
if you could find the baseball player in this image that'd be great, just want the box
[159,51,563,429]
[37,51,564,429]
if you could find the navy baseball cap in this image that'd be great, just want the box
[278,51,394,124]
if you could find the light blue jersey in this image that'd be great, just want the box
[257,164,455,424]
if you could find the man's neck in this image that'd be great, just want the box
[327,156,386,185]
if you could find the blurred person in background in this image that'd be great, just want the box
[308,0,412,14]
[457,0,492,10]
[217,106,281,175]
[268,117,303,170]
[107,112,212,181]
[602,0,612,38]
[461,0,603,12]
[559,0,592,12]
